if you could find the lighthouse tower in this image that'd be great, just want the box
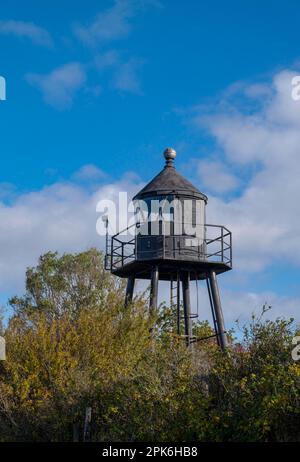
[105,148,232,349]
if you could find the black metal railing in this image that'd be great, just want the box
[107,223,232,271]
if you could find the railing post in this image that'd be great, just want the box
[231,232,233,266]
[221,227,224,262]
[111,237,114,271]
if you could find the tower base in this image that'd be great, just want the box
[123,267,228,350]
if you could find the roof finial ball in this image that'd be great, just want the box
[163,147,176,167]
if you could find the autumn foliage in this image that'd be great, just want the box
[0,249,299,442]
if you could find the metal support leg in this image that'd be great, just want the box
[149,266,159,314]
[206,277,220,347]
[125,276,135,307]
[208,270,228,350]
[182,272,192,347]
[176,272,180,335]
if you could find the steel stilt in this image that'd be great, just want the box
[208,270,228,350]
[182,272,192,347]
[125,276,135,307]
[149,266,159,314]
[176,272,180,335]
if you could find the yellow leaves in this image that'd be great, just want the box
[240,377,248,390]
[263,423,271,433]
[109,406,119,414]
[288,363,300,377]
[2,249,300,442]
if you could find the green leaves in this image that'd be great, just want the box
[1,250,300,441]
[9,249,125,321]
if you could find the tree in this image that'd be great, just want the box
[207,317,300,441]
[0,249,300,442]
[9,248,125,320]
[1,250,153,441]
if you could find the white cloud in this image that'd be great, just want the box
[94,50,120,71]
[72,0,160,96]
[74,0,133,46]
[74,0,160,46]
[155,282,300,328]
[221,290,300,327]
[94,50,144,94]
[0,171,143,295]
[73,164,107,182]
[0,20,53,47]
[26,52,144,108]
[26,62,86,109]
[113,57,144,94]
[197,159,240,193]
[3,65,300,326]
[0,183,16,201]
[0,159,298,325]
[191,68,300,273]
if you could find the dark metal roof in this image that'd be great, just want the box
[133,149,208,202]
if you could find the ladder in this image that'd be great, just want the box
[170,273,180,334]
[189,273,200,345]
[104,223,112,270]
[170,272,198,342]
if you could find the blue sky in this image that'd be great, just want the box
[1,0,300,327]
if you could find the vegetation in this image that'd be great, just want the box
[0,249,299,442]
